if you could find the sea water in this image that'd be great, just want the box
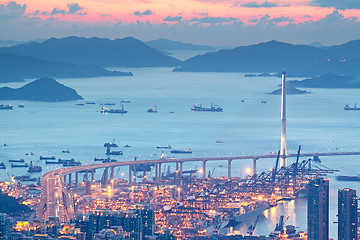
[1,66,359,238]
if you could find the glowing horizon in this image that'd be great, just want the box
[2,0,360,45]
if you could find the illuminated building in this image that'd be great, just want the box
[307,178,329,240]
[338,188,358,240]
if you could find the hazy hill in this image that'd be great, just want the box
[0,36,182,67]
[287,73,360,88]
[146,38,214,51]
[0,77,83,101]
[269,86,309,95]
[0,193,31,216]
[173,40,360,77]
[0,53,132,83]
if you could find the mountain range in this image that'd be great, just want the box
[0,36,181,68]
[0,53,132,83]
[173,40,360,77]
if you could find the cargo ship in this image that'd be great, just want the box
[0,163,6,169]
[336,175,360,181]
[344,103,360,110]
[157,145,171,149]
[171,148,192,154]
[191,103,223,112]
[106,146,123,155]
[63,161,81,167]
[14,175,37,181]
[9,159,25,163]
[0,105,13,110]
[40,156,56,160]
[28,161,42,172]
[100,105,127,114]
[104,143,118,147]
[45,160,63,164]
[11,163,29,168]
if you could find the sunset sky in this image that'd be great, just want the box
[1,0,360,46]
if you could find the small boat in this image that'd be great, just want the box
[11,163,29,168]
[18,104,25,108]
[169,111,174,114]
[40,156,56,160]
[62,150,70,153]
[336,175,360,181]
[0,163,6,169]
[14,175,36,181]
[171,148,192,154]
[344,103,360,110]
[191,103,223,112]
[261,100,267,103]
[76,103,85,106]
[28,161,42,172]
[104,143,118,147]
[86,101,96,105]
[124,145,131,148]
[63,161,81,167]
[147,105,158,113]
[121,100,131,103]
[9,159,25,163]
[157,145,171,149]
[25,152,34,156]
[241,100,245,102]
[216,140,223,143]
[0,105,13,110]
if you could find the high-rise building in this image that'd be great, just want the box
[84,206,154,240]
[338,188,358,240]
[0,213,14,239]
[307,177,329,240]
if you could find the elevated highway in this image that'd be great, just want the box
[37,151,360,222]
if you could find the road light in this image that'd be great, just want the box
[177,187,181,201]
[245,168,252,176]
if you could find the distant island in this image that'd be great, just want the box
[269,86,309,95]
[0,193,31,216]
[0,53,133,83]
[173,39,360,78]
[145,38,214,51]
[0,36,182,68]
[287,73,360,88]
[0,77,83,101]
[245,73,278,77]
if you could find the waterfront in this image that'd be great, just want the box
[1,66,360,238]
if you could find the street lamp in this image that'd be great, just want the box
[177,187,181,201]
